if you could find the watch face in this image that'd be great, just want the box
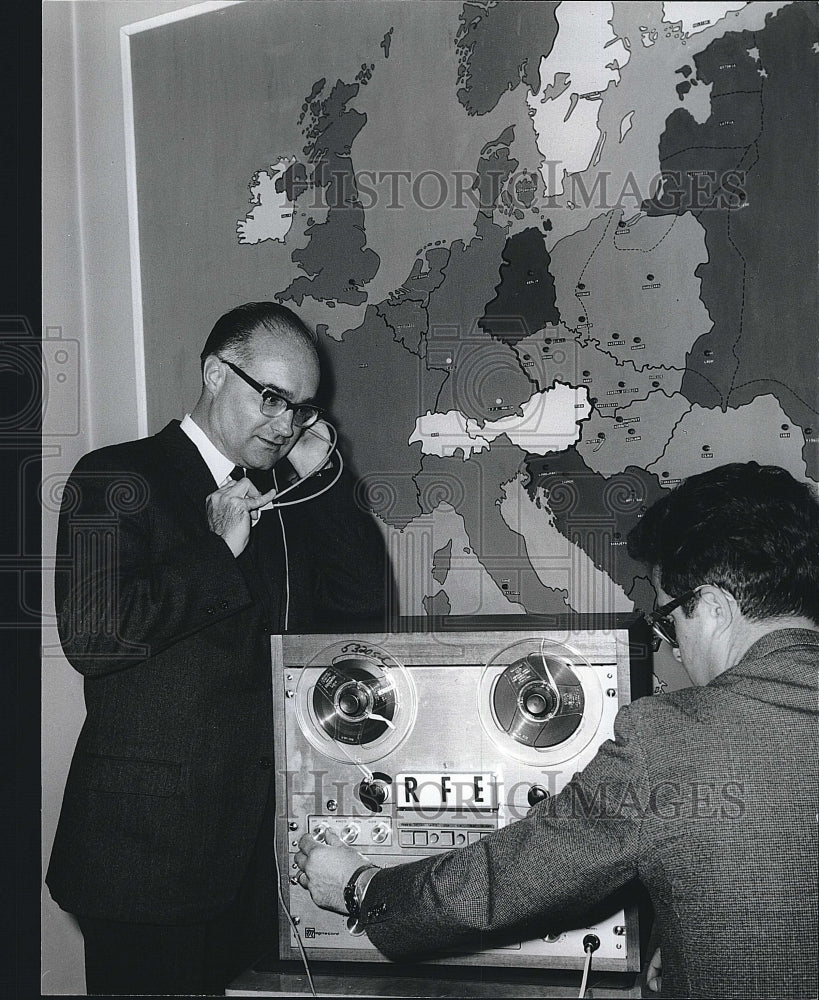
[344,864,367,916]
[345,863,377,924]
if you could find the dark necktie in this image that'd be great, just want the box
[229,465,244,482]
[242,466,281,624]
[247,467,275,495]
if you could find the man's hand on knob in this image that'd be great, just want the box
[295,829,369,915]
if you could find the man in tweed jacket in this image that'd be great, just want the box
[298,463,818,999]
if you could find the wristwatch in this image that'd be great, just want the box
[344,863,379,931]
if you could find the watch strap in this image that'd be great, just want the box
[344,863,377,920]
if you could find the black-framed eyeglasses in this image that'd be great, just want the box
[644,588,702,649]
[219,357,321,428]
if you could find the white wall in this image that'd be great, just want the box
[41,2,221,992]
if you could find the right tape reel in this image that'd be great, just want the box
[478,637,604,766]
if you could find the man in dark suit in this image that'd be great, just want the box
[297,463,818,999]
[47,302,387,994]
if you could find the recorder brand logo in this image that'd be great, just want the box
[397,772,497,811]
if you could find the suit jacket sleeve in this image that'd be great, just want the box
[55,450,253,677]
[360,703,649,959]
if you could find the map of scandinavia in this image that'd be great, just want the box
[236,0,818,618]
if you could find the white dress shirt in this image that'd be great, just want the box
[180,413,237,486]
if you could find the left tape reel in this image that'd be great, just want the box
[294,640,418,765]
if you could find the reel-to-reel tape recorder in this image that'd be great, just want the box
[273,616,651,973]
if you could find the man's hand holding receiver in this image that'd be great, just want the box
[287,418,333,479]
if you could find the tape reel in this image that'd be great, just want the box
[294,640,417,764]
[477,637,604,765]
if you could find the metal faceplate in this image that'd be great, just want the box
[273,626,641,973]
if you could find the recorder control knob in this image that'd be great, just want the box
[371,823,390,845]
[359,777,389,810]
[527,784,551,807]
[340,823,360,845]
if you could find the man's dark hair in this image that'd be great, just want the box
[199,302,317,372]
[627,463,819,624]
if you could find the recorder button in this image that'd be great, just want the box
[413,831,429,846]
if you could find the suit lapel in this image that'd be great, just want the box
[153,421,286,624]
[154,421,221,520]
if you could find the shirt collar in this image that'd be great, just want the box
[180,413,236,485]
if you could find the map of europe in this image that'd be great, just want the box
[230,0,818,619]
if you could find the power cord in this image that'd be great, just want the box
[578,933,600,998]
[272,468,290,630]
[272,836,317,997]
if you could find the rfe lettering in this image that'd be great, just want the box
[403,776,419,804]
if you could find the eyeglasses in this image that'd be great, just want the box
[644,588,702,649]
[219,358,321,428]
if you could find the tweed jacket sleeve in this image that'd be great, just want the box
[360,630,819,999]
[361,703,650,959]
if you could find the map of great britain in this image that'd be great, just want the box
[235,0,818,618]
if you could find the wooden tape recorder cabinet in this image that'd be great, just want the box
[273,615,651,972]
